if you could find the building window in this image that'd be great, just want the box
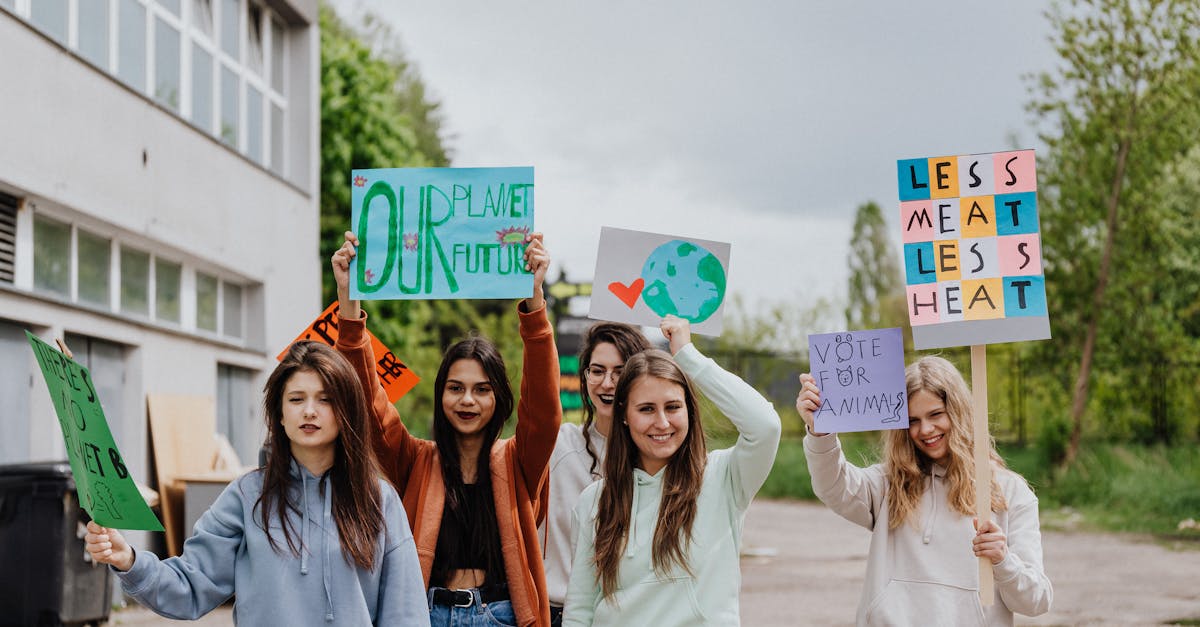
[78,0,111,69]
[220,65,239,147]
[77,230,113,308]
[0,193,17,284]
[33,214,70,297]
[223,282,243,338]
[65,333,129,445]
[217,363,258,465]
[155,17,182,111]
[155,258,182,323]
[118,0,147,91]
[120,246,151,316]
[191,45,214,132]
[196,271,219,332]
[7,0,289,172]
[29,0,68,45]
[246,85,263,163]
[220,0,240,59]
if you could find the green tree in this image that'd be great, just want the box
[844,201,907,336]
[1028,0,1200,463]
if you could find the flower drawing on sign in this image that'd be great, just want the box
[496,225,530,246]
[403,233,419,252]
[364,268,376,283]
[353,175,367,187]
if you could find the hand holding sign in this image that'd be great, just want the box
[805,328,907,434]
[84,521,135,571]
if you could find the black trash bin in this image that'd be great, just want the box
[0,462,113,627]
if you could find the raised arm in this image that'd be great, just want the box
[513,232,562,497]
[332,231,420,488]
[87,480,246,620]
[662,316,781,511]
[797,373,886,529]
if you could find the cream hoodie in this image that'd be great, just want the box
[804,433,1053,626]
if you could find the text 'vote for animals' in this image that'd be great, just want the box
[25,332,163,531]
[589,226,731,336]
[351,167,535,300]
[808,328,908,434]
[897,149,1051,350]
[279,302,420,402]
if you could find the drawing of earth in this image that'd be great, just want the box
[640,240,727,323]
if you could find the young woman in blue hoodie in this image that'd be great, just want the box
[84,341,429,625]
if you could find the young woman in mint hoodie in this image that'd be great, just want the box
[797,355,1052,626]
[84,341,428,625]
[564,316,781,626]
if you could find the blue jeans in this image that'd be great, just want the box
[428,587,517,627]
[549,604,563,627]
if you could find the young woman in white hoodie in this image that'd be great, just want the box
[797,355,1052,626]
[564,316,781,626]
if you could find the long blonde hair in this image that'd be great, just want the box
[884,356,1007,529]
[593,350,707,601]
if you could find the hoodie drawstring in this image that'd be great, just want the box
[922,472,936,544]
[300,471,310,575]
[322,474,334,622]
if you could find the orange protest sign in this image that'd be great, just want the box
[279,302,419,403]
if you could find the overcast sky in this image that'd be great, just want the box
[332,1,1058,328]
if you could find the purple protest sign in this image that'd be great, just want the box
[808,328,908,433]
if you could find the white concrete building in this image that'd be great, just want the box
[0,0,320,509]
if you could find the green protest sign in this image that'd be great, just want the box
[25,331,163,531]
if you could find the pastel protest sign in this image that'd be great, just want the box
[897,149,1051,349]
[808,328,907,434]
[279,302,420,402]
[350,167,535,300]
[589,226,731,336]
[25,332,163,531]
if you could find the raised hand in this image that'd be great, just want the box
[523,232,550,311]
[795,373,828,436]
[331,231,362,321]
[659,315,692,356]
[84,520,135,572]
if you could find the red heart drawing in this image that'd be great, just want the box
[608,278,645,309]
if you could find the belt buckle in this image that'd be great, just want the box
[453,589,474,608]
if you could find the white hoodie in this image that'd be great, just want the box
[804,433,1052,626]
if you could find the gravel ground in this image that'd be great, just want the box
[106,499,1200,626]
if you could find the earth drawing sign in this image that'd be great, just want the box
[350,167,535,300]
[589,226,731,336]
[897,149,1051,350]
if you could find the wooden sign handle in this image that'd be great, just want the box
[971,344,994,605]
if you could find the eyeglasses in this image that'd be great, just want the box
[583,365,623,384]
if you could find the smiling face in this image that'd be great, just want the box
[624,375,690,476]
[585,342,624,426]
[280,369,340,458]
[441,358,497,440]
[907,389,952,462]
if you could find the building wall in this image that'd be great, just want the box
[0,0,320,491]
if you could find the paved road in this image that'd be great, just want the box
[108,499,1200,626]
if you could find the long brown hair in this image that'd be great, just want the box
[259,341,384,570]
[578,322,652,477]
[884,355,1007,529]
[594,350,707,601]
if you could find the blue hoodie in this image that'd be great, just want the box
[117,461,429,625]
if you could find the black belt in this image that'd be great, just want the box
[431,583,509,607]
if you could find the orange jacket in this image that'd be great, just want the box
[336,303,561,627]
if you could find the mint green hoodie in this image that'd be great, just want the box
[563,343,781,626]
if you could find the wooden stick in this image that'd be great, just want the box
[55,337,75,359]
[971,344,994,605]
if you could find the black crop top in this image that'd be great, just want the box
[430,482,507,587]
